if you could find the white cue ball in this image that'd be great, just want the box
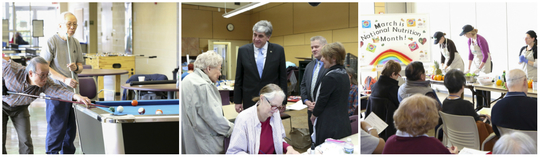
[117,106,124,113]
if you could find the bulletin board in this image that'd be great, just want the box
[360,14,431,67]
[32,20,44,37]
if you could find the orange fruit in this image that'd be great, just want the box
[528,80,533,88]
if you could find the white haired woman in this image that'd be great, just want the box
[227,84,299,154]
[182,51,234,154]
[493,131,536,154]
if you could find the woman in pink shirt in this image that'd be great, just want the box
[226,84,300,154]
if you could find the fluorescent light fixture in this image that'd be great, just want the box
[222,2,269,18]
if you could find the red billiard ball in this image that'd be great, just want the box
[138,107,145,115]
[131,100,138,106]
[156,109,163,114]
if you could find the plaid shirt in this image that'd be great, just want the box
[2,59,74,107]
[348,84,359,116]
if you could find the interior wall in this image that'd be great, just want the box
[133,2,178,79]
[415,2,537,75]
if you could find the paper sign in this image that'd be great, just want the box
[408,41,419,52]
[366,43,377,52]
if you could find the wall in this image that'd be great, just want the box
[414,2,537,75]
[133,2,178,79]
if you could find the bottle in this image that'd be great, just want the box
[502,71,506,82]
[343,138,354,154]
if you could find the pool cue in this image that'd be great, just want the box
[66,33,78,94]
[6,91,108,108]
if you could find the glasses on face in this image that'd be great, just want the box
[35,71,48,80]
[265,97,283,111]
[65,23,78,28]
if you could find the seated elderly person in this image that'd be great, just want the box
[382,94,458,154]
[442,69,480,120]
[491,69,537,137]
[182,51,234,154]
[361,121,385,154]
[492,131,537,154]
[226,84,299,154]
[398,61,441,106]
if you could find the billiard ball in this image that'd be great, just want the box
[156,109,163,114]
[117,106,124,113]
[131,100,138,106]
[109,107,115,112]
[138,107,145,115]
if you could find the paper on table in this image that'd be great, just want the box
[477,108,491,115]
[364,113,388,135]
[458,147,489,154]
[286,100,308,110]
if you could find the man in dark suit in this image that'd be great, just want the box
[300,36,329,134]
[234,20,287,113]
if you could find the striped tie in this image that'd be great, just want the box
[311,61,320,98]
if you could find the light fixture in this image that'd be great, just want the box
[222,2,269,18]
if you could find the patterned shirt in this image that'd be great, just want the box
[2,59,74,107]
[348,84,359,116]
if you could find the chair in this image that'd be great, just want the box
[349,115,359,134]
[482,126,538,150]
[79,77,97,99]
[83,65,92,69]
[437,111,481,151]
[122,74,168,100]
[365,96,398,140]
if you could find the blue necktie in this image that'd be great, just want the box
[257,48,264,78]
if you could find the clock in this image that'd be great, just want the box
[227,23,234,32]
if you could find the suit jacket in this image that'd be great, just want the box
[300,59,329,104]
[312,64,351,146]
[234,42,287,109]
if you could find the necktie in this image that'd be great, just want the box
[257,48,264,78]
[311,61,320,98]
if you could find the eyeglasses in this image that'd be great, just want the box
[265,97,283,111]
[65,23,78,28]
[35,71,48,80]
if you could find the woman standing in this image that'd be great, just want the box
[519,30,537,81]
[461,25,492,74]
[310,42,351,146]
[434,31,464,72]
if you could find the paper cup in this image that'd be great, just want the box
[138,76,145,82]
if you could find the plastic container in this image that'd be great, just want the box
[343,138,354,154]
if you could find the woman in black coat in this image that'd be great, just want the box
[310,42,351,147]
[370,60,402,107]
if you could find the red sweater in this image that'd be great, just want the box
[382,135,450,154]
[259,117,290,154]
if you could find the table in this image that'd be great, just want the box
[121,83,178,100]
[79,69,129,100]
[303,133,359,154]
[473,83,537,98]
[73,99,179,154]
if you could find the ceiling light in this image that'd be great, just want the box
[222,2,269,18]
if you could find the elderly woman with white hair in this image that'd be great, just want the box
[493,131,537,154]
[182,51,234,154]
[227,84,299,154]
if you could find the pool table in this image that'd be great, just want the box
[74,99,179,154]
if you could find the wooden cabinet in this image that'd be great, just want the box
[85,55,135,98]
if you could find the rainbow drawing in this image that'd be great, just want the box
[369,49,413,65]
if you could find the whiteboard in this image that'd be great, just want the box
[360,13,431,66]
[32,20,44,37]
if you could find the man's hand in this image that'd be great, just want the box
[305,100,315,111]
[235,103,243,113]
[285,146,299,154]
[67,63,78,72]
[310,115,317,124]
[64,78,78,88]
[73,94,91,108]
